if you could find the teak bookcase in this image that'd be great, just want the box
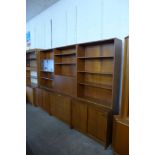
[27,38,122,147]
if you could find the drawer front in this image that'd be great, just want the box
[71,99,87,133]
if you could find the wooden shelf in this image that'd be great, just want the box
[55,62,76,65]
[77,56,113,59]
[54,52,76,56]
[30,76,38,79]
[26,58,36,60]
[40,70,53,73]
[55,74,76,78]
[78,82,112,90]
[78,71,113,75]
[41,77,53,80]
[81,96,112,108]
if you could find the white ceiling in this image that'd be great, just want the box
[26,0,60,22]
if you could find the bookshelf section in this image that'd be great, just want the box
[54,46,76,77]
[26,50,39,87]
[54,46,77,96]
[39,49,54,89]
[77,40,116,108]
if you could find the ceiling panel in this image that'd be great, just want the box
[26,0,60,21]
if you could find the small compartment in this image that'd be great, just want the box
[39,49,54,89]
[77,42,114,58]
[54,46,76,77]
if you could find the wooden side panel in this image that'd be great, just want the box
[71,99,87,133]
[112,117,129,155]
[26,86,34,105]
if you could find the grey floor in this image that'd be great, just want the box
[26,104,113,155]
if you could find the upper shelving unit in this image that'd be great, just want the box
[54,45,76,77]
[77,39,122,109]
[26,49,42,87]
[39,49,54,89]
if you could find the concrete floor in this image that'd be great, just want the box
[26,104,113,155]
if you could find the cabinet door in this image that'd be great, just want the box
[49,91,55,115]
[42,90,50,114]
[26,86,34,105]
[54,93,71,124]
[88,106,108,143]
[72,99,87,133]
[35,88,42,106]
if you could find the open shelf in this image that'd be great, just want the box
[77,56,114,59]
[26,50,39,87]
[54,46,76,78]
[55,62,76,65]
[78,82,112,90]
[39,49,54,89]
[54,52,76,56]
[78,71,113,75]
[41,77,53,80]
[40,70,53,73]
[77,40,116,108]
[79,96,112,108]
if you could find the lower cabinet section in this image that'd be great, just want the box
[53,93,71,125]
[33,88,113,147]
[72,99,112,147]
[71,99,87,133]
[112,116,129,155]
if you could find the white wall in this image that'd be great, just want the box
[26,0,129,49]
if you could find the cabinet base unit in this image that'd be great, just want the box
[112,116,129,155]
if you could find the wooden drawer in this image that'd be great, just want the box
[53,93,71,124]
[87,105,111,146]
[26,86,34,105]
[71,99,87,133]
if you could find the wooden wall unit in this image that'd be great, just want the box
[27,38,122,148]
[112,36,129,155]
